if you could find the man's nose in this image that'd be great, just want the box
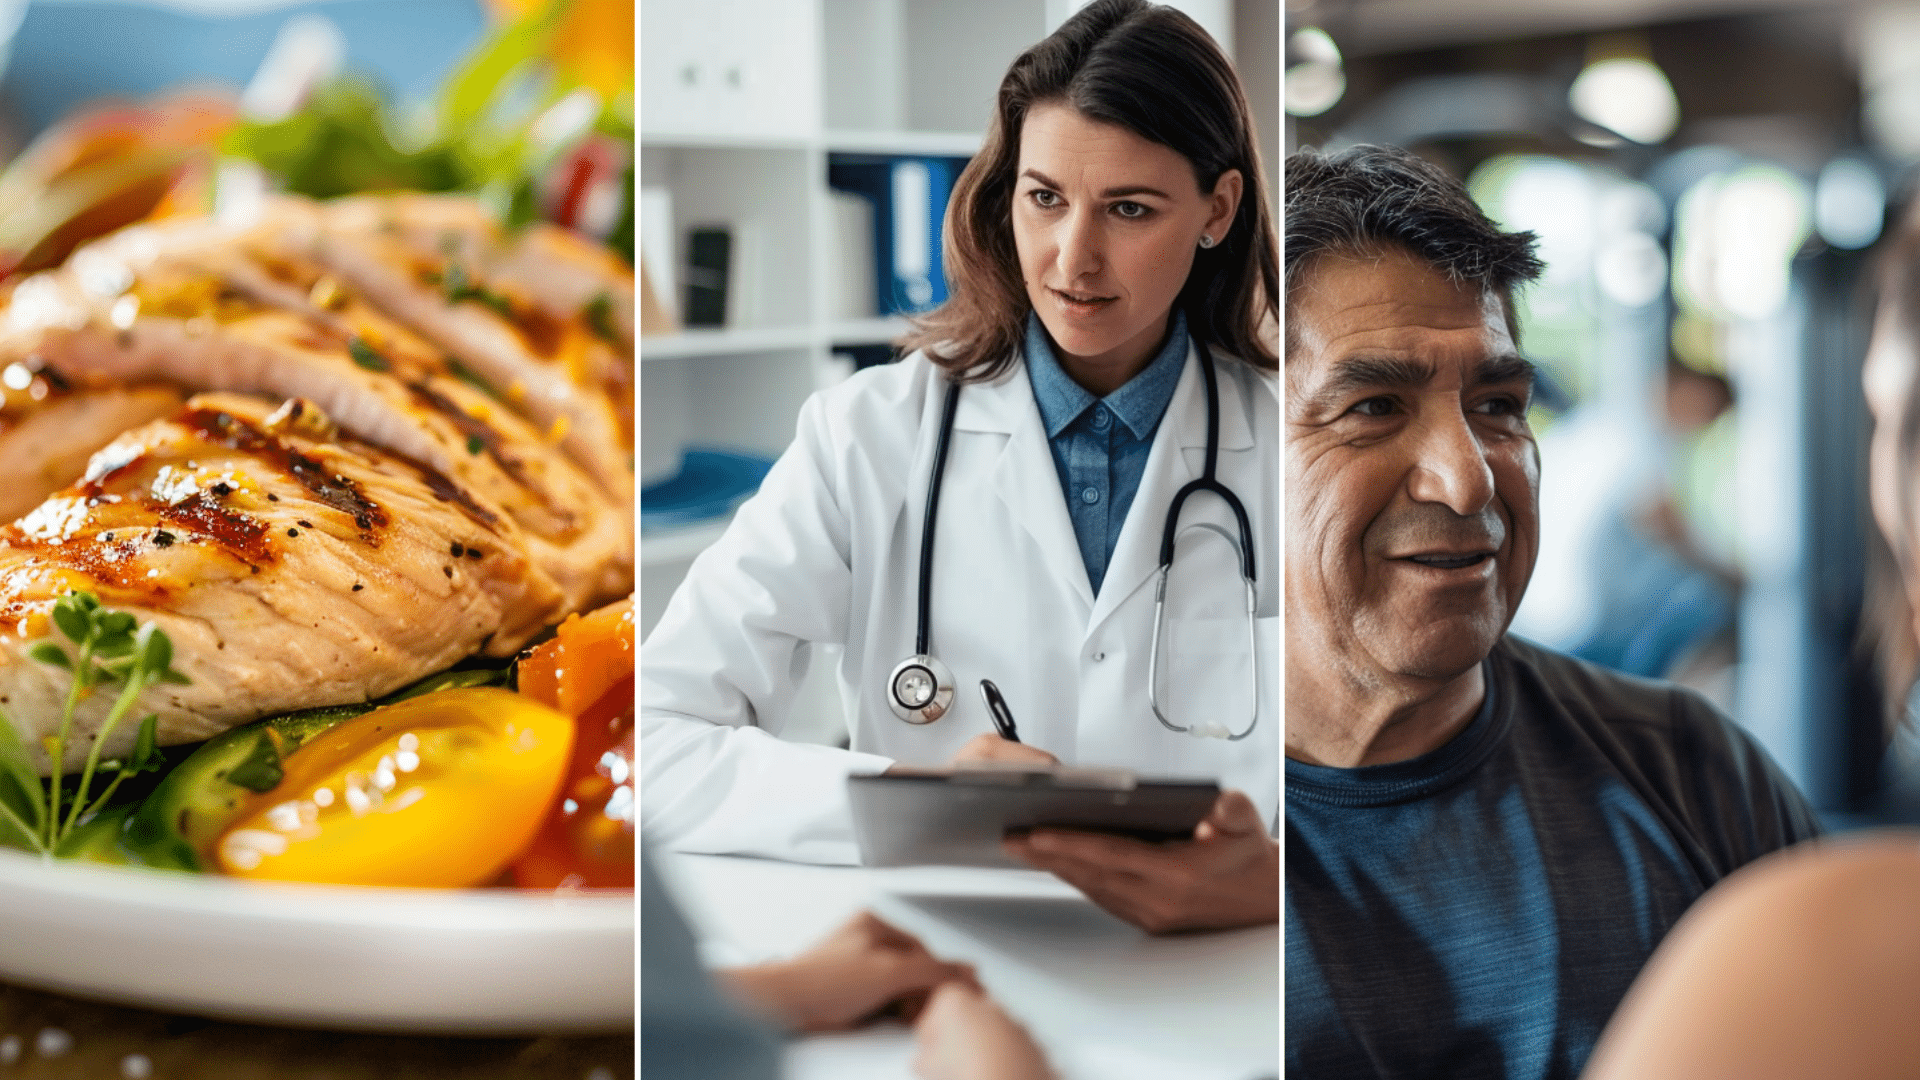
[1405,402,1496,515]
[1057,207,1105,280]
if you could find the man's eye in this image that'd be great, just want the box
[1350,397,1396,418]
[1472,396,1523,417]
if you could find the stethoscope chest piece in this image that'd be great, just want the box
[887,653,955,724]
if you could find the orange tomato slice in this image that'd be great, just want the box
[517,596,633,718]
[213,688,573,887]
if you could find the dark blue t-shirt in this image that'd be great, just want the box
[1285,636,1820,1080]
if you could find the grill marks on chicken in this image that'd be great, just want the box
[0,198,634,770]
[296,194,634,500]
[0,207,632,613]
[0,383,186,523]
[0,391,564,771]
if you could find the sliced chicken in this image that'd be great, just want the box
[0,377,185,523]
[490,224,636,351]
[0,217,632,611]
[286,195,633,499]
[0,392,557,774]
[305,192,635,349]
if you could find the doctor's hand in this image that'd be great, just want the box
[913,978,1058,1080]
[720,911,973,1033]
[946,734,1060,768]
[1002,789,1278,935]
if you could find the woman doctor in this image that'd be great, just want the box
[641,0,1278,935]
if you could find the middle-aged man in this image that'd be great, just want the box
[1282,143,1822,1079]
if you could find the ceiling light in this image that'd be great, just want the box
[1286,27,1344,117]
[1569,58,1680,145]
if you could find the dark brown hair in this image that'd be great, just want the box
[902,0,1278,381]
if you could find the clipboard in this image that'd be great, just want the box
[848,766,1221,869]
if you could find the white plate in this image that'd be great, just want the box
[0,849,633,1034]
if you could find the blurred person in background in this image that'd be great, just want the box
[1284,143,1819,1079]
[1514,358,1741,683]
[1578,180,1920,1080]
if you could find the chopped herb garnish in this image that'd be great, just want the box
[444,358,498,400]
[584,293,620,345]
[441,262,515,319]
[348,337,391,372]
[465,435,485,455]
[0,592,188,856]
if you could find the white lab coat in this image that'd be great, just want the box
[641,346,1278,864]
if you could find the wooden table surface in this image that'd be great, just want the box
[0,982,632,1080]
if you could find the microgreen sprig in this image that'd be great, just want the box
[0,591,186,856]
[440,261,515,319]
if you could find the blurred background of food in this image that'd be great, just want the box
[0,0,631,279]
[1283,0,1920,828]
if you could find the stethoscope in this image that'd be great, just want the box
[884,336,1260,740]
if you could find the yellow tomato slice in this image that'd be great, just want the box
[213,688,574,887]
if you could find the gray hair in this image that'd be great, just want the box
[1284,144,1544,299]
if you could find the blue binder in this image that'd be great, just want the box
[827,154,970,316]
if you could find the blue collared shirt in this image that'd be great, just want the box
[1024,310,1187,595]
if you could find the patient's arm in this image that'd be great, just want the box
[720,911,972,1032]
[1584,832,1920,1080]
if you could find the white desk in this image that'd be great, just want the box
[654,852,1279,1080]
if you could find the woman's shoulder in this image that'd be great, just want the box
[1213,350,1278,405]
[1201,349,1277,443]
[810,350,949,424]
[796,351,960,480]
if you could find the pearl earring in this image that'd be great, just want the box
[1198,234,1216,249]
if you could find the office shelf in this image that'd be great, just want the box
[822,129,983,156]
[638,0,1024,642]
[641,325,815,361]
[827,316,914,346]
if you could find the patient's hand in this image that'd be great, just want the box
[946,734,1060,768]
[913,978,1057,1080]
[720,911,971,1032]
[1003,789,1278,934]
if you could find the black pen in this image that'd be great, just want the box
[979,679,1021,743]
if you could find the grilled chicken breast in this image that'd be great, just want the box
[0,196,634,773]
[0,392,557,773]
[1,215,632,613]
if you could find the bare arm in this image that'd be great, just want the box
[719,911,972,1033]
[1586,832,1920,1080]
